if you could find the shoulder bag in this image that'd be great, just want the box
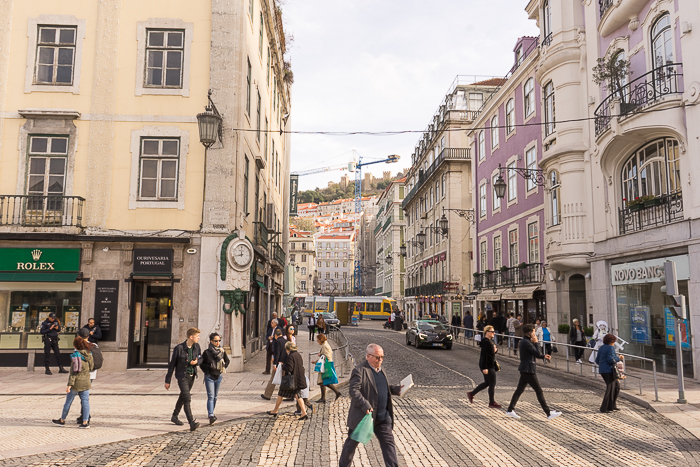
[280,372,296,391]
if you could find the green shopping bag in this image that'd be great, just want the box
[350,413,374,444]
[322,361,339,385]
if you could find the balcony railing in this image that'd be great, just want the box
[474,263,544,290]
[254,222,269,250]
[541,33,552,47]
[402,148,471,209]
[405,281,445,298]
[619,191,684,235]
[594,62,683,137]
[599,0,613,17]
[0,195,84,227]
[273,244,285,265]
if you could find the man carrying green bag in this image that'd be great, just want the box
[340,343,402,467]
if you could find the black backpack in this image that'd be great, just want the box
[91,345,104,370]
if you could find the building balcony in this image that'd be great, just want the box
[599,0,648,36]
[0,195,84,228]
[474,263,544,290]
[405,281,445,298]
[619,191,684,235]
[402,148,471,209]
[594,63,683,138]
[272,244,286,270]
[253,222,269,251]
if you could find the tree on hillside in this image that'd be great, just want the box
[291,217,316,232]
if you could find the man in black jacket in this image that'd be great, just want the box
[505,325,561,420]
[340,344,402,467]
[463,311,474,338]
[261,329,286,400]
[81,318,102,344]
[263,318,282,374]
[165,327,202,431]
[40,313,68,375]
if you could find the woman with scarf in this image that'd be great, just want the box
[200,332,230,425]
[52,337,94,428]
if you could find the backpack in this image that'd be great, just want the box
[91,345,104,370]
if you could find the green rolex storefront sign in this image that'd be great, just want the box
[0,248,81,282]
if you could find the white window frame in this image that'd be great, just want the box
[135,19,194,97]
[478,131,485,161]
[25,15,86,94]
[493,234,502,270]
[491,115,499,149]
[523,77,535,119]
[479,181,487,218]
[505,98,515,135]
[549,170,561,227]
[508,228,519,267]
[525,143,538,193]
[129,126,190,209]
[480,239,488,271]
[527,220,539,264]
[544,81,556,137]
[507,159,518,205]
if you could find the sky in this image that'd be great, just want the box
[282,0,539,191]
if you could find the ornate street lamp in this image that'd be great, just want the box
[416,230,426,246]
[494,173,507,200]
[493,162,544,199]
[196,90,223,148]
[400,243,407,257]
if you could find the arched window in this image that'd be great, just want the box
[491,115,499,148]
[549,170,560,226]
[612,50,629,101]
[524,78,534,117]
[651,13,673,67]
[621,137,681,203]
[544,81,555,136]
[506,99,515,134]
[478,131,485,160]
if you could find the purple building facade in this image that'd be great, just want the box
[470,37,548,325]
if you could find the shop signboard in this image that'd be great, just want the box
[665,307,690,349]
[0,248,80,272]
[133,249,172,275]
[95,280,119,342]
[629,306,651,345]
[611,255,689,285]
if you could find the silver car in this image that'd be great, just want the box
[321,312,341,328]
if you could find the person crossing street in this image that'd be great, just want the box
[165,327,202,431]
[41,313,68,375]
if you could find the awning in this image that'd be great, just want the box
[256,280,266,289]
[502,285,540,300]
[0,272,79,282]
[476,289,504,301]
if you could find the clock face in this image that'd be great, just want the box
[231,242,252,268]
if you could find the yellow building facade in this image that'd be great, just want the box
[0,0,291,371]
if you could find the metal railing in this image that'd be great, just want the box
[0,195,85,227]
[273,244,285,265]
[594,62,683,137]
[254,222,269,250]
[307,324,354,390]
[541,33,552,47]
[619,191,684,235]
[402,148,471,210]
[405,281,445,298]
[445,325,659,401]
[473,263,544,289]
[599,0,613,17]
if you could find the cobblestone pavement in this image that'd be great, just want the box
[3,322,700,466]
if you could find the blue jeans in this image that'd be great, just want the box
[204,374,223,416]
[508,332,515,349]
[62,389,89,421]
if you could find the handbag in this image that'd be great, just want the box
[613,362,625,379]
[494,361,501,372]
[551,345,558,353]
[314,355,326,373]
[300,376,310,399]
[280,372,296,391]
[323,361,339,385]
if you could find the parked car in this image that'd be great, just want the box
[405,320,453,349]
[321,312,340,328]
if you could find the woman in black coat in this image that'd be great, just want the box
[267,342,309,420]
[200,333,230,425]
[467,325,501,408]
[569,319,587,364]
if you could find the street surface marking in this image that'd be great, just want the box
[393,406,449,467]
[415,398,522,467]
[102,439,170,467]
[520,402,668,467]
[380,336,476,387]
[561,403,684,459]
[466,400,599,467]
[329,396,370,466]
[182,423,246,467]
[258,414,304,466]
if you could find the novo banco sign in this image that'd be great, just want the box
[610,255,690,286]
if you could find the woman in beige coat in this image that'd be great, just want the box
[315,334,341,402]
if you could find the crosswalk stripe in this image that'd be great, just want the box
[329,396,370,466]
[101,439,171,467]
[415,398,523,467]
[463,400,599,467]
[393,406,449,467]
[181,423,246,467]
[519,402,668,467]
[257,414,304,466]
[558,403,684,459]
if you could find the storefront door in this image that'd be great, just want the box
[129,281,172,367]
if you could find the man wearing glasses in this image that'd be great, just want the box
[340,343,402,467]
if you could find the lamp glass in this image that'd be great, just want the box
[400,243,407,256]
[416,231,426,245]
[439,214,448,233]
[494,174,507,199]
[197,109,221,148]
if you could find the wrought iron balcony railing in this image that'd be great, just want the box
[541,33,552,47]
[599,0,613,17]
[594,62,683,137]
[253,222,269,250]
[0,195,84,227]
[273,244,285,265]
[402,148,471,209]
[619,191,684,235]
[474,263,544,291]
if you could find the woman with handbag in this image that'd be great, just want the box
[466,326,501,408]
[267,342,309,420]
[595,333,624,413]
[313,334,341,403]
[200,332,230,425]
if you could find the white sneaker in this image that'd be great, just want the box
[547,410,562,420]
[505,411,520,419]
[575,359,582,364]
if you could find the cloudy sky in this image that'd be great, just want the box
[283,0,539,191]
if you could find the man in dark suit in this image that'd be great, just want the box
[261,328,286,400]
[340,343,402,467]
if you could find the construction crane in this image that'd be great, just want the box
[291,163,351,177]
[352,152,400,295]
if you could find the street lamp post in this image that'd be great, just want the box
[494,163,545,199]
[196,90,223,227]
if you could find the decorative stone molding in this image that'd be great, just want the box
[172,244,184,268]
[81,242,94,264]
[121,242,134,265]
[628,17,639,31]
